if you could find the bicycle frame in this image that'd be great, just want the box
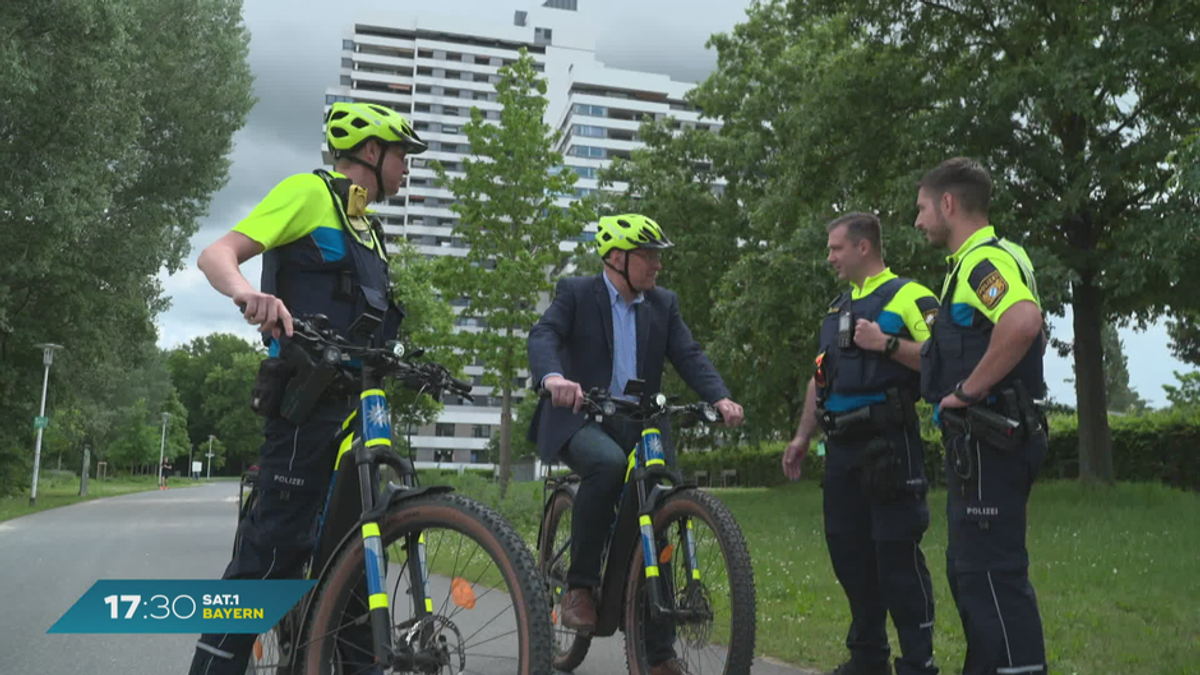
[246,361,452,671]
[541,420,703,638]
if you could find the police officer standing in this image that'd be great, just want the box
[784,213,940,675]
[914,157,1048,675]
[186,102,425,675]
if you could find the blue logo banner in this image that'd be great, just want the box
[47,580,315,634]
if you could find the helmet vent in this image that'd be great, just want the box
[330,110,348,120]
[350,117,370,129]
[330,127,349,138]
[369,105,391,116]
[617,219,633,229]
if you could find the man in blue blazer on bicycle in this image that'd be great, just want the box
[527,213,744,675]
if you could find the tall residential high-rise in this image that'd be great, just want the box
[324,1,717,466]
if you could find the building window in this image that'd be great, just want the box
[442,125,459,134]
[472,425,490,439]
[574,124,606,138]
[534,27,553,45]
[573,103,606,117]
[568,165,597,179]
[342,39,356,50]
[436,423,455,437]
[434,449,454,462]
[571,145,606,158]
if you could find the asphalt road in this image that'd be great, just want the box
[0,482,815,675]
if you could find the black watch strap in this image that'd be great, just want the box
[884,336,900,356]
[952,380,983,403]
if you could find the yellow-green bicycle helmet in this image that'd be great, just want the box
[325,102,426,200]
[595,214,674,258]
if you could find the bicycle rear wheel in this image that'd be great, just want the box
[624,488,756,675]
[301,491,552,675]
[537,489,592,672]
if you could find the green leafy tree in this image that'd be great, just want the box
[1162,370,1200,409]
[0,0,253,495]
[107,400,160,476]
[166,333,263,448]
[163,387,191,462]
[1100,325,1149,414]
[202,351,263,471]
[628,0,1200,482]
[386,239,465,437]
[431,48,595,496]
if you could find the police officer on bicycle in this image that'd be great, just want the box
[914,157,1048,675]
[783,212,940,675]
[527,213,745,675]
[187,102,424,674]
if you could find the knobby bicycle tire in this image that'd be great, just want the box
[300,491,553,675]
[538,489,593,672]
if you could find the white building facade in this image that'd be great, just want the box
[324,1,716,464]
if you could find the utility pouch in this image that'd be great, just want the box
[250,357,295,418]
[278,341,340,425]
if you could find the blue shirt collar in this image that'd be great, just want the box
[602,271,644,307]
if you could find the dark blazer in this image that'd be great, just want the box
[526,273,731,462]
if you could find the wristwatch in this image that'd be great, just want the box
[952,380,983,404]
[883,336,900,357]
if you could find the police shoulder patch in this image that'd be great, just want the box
[916,295,939,326]
[968,259,1008,310]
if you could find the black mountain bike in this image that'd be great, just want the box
[537,380,756,675]
[235,313,551,675]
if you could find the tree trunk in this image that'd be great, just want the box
[499,383,513,499]
[1072,276,1114,484]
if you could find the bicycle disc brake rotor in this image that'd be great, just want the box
[395,614,466,674]
[677,581,714,647]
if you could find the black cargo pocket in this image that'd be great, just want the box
[251,357,295,418]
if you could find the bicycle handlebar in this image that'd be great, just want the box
[538,386,723,426]
[238,305,473,399]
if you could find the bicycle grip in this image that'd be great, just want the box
[449,375,473,393]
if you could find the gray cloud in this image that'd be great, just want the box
[157,0,1193,407]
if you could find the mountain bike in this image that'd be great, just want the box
[235,312,552,674]
[537,380,756,675]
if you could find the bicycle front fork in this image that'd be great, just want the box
[638,512,701,618]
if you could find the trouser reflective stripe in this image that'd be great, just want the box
[196,642,235,660]
[997,666,1045,674]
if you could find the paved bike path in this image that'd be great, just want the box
[0,482,816,674]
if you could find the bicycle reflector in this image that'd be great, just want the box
[451,577,476,610]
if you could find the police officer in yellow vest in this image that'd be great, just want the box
[914,157,1048,675]
[784,213,940,675]
[187,102,424,675]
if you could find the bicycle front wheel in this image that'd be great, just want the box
[623,488,757,675]
[301,491,552,675]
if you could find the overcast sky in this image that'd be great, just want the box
[155,0,1193,408]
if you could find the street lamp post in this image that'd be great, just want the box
[29,343,64,506]
[207,434,215,480]
[158,412,169,489]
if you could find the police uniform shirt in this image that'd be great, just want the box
[233,172,383,263]
[819,268,940,413]
[940,225,1040,328]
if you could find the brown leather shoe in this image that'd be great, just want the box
[559,588,596,634]
[649,658,689,675]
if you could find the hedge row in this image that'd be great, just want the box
[679,407,1200,491]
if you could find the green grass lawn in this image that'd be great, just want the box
[0,474,199,522]
[428,473,1200,674]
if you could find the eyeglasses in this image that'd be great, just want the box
[631,249,662,263]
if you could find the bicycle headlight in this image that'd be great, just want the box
[602,401,617,417]
[655,393,667,407]
[388,340,405,358]
[702,405,720,423]
[322,347,341,364]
